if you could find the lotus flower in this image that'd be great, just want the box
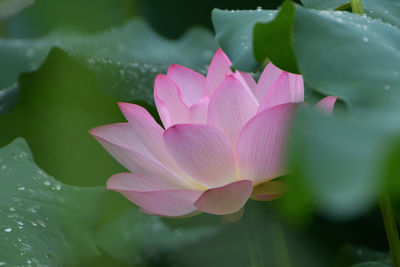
[90,49,336,217]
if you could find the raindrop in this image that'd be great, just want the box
[4,228,12,232]
[256,6,262,11]
[362,37,369,42]
[36,219,46,228]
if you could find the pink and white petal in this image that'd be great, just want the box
[90,123,153,159]
[235,71,257,95]
[237,103,296,185]
[258,72,304,113]
[108,173,202,217]
[154,74,189,129]
[250,180,286,201]
[163,124,237,188]
[167,64,206,106]
[194,180,253,215]
[207,75,259,144]
[205,49,233,96]
[107,172,180,191]
[314,96,337,114]
[189,97,209,124]
[90,123,191,188]
[254,62,283,101]
[118,103,173,164]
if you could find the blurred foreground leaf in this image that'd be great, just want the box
[215,3,400,219]
[0,138,105,266]
[0,18,217,113]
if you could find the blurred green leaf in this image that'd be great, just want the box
[0,18,217,112]
[0,0,34,21]
[290,107,388,218]
[0,138,105,266]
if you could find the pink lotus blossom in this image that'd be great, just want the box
[90,49,336,217]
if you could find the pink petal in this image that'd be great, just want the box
[90,123,193,189]
[107,173,202,217]
[250,180,286,201]
[189,97,209,124]
[254,62,283,101]
[194,180,253,215]
[167,64,206,106]
[205,49,233,96]
[154,74,189,129]
[237,103,296,185]
[118,103,177,167]
[314,96,337,114]
[163,124,237,188]
[107,172,179,191]
[207,75,259,144]
[258,72,304,112]
[234,71,257,97]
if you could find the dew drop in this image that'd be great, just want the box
[4,228,12,232]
